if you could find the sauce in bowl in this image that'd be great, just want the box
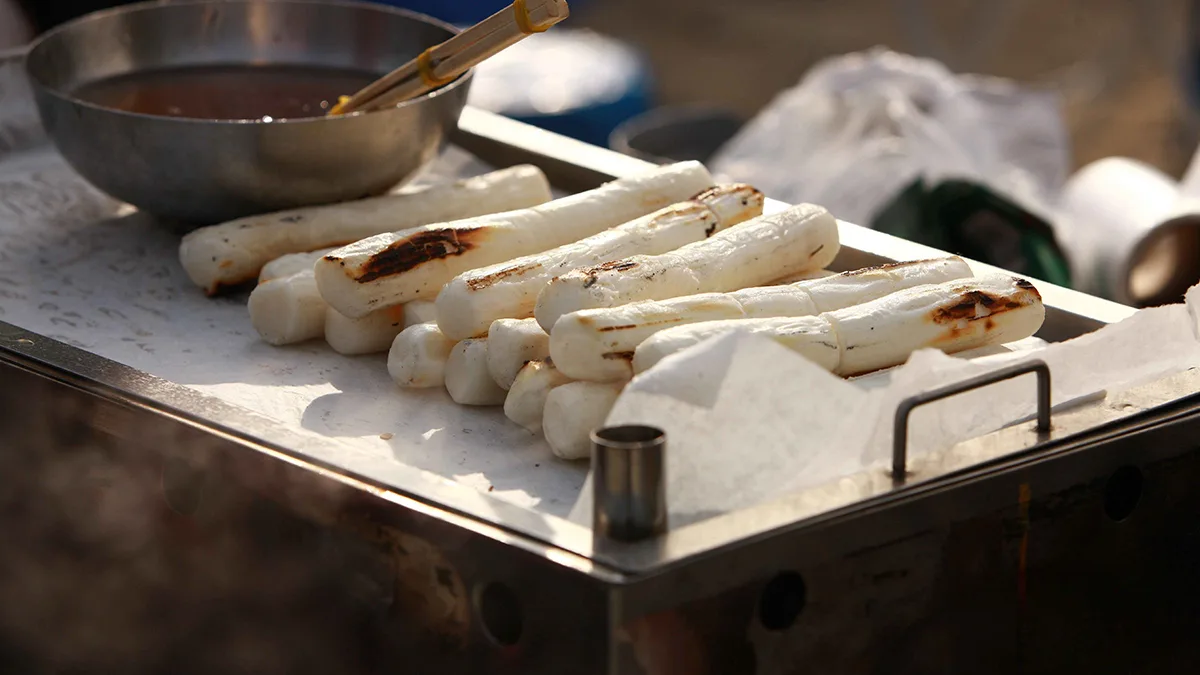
[72,64,381,121]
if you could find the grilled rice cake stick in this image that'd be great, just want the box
[403,300,439,327]
[258,248,336,284]
[542,382,624,461]
[504,359,574,433]
[248,271,328,346]
[315,161,715,319]
[181,165,553,295]
[324,306,408,356]
[770,268,836,284]
[250,266,404,349]
[445,339,507,406]
[949,335,1048,361]
[780,257,973,313]
[551,257,972,381]
[248,249,337,344]
[849,336,1050,388]
[534,203,840,332]
[486,318,550,390]
[633,275,1045,376]
[435,184,765,340]
[387,323,455,388]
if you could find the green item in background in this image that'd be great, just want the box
[871,178,1073,289]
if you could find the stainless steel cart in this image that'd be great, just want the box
[3,100,1198,674]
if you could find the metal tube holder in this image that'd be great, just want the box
[591,425,667,542]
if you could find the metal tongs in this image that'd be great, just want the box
[328,0,570,115]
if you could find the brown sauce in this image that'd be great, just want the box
[71,64,381,121]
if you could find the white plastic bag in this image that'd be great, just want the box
[710,47,1069,225]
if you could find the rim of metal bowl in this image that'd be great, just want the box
[24,0,474,127]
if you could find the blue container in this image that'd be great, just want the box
[609,105,743,164]
[370,0,589,25]
[366,3,648,145]
[465,28,653,147]
[515,75,652,149]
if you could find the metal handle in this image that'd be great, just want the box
[591,425,667,542]
[892,359,1051,481]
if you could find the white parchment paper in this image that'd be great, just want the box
[0,52,585,516]
[569,288,1200,526]
[0,146,586,516]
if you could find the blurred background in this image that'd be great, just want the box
[9,0,1195,173]
[419,0,1196,176]
[7,0,1200,305]
[427,0,1200,307]
[605,0,1193,176]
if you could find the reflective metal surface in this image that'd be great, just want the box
[0,350,613,674]
[24,0,472,224]
[0,321,600,570]
[8,324,1200,673]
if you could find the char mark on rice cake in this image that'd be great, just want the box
[346,226,488,284]
[463,260,544,292]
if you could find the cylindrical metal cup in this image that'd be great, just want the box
[591,425,667,542]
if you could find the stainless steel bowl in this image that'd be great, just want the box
[24,0,473,224]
